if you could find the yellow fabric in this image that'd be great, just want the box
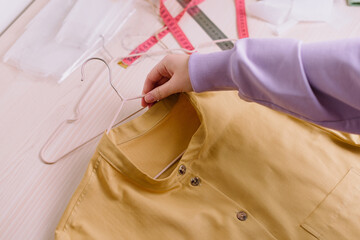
[55,92,360,240]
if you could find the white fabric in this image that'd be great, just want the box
[3,0,134,83]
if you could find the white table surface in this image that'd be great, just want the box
[0,0,34,35]
[0,0,359,239]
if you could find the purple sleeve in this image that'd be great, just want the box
[188,38,360,134]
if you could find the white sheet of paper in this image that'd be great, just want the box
[247,0,292,25]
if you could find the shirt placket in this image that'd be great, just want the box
[175,162,277,239]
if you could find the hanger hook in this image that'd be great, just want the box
[99,34,114,60]
[80,57,124,101]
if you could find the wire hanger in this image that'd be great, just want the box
[40,56,185,179]
[81,59,186,179]
[81,58,145,134]
[39,57,145,164]
[38,33,230,173]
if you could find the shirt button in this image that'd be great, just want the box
[236,211,248,221]
[178,165,186,175]
[190,177,201,186]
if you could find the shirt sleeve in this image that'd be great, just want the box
[188,38,360,134]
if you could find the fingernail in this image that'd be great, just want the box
[144,93,155,103]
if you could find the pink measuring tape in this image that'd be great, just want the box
[159,0,203,51]
[118,0,248,68]
[235,0,249,38]
[118,0,203,68]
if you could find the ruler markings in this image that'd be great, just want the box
[176,0,234,50]
[119,0,249,67]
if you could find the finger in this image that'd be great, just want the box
[154,77,169,88]
[144,78,176,103]
[141,77,168,107]
[141,99,155,108]
[141,97,147,108]
[142,56,172,94]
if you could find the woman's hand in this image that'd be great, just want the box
[142,54,193,107]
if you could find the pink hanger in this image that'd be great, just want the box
[39,57,144,164]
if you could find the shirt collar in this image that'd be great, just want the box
[96,93,207,191]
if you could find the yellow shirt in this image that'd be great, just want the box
[55,92,360,240]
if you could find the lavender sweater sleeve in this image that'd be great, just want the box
[189,38,360,134]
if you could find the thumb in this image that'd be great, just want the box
[144,80,175,104]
